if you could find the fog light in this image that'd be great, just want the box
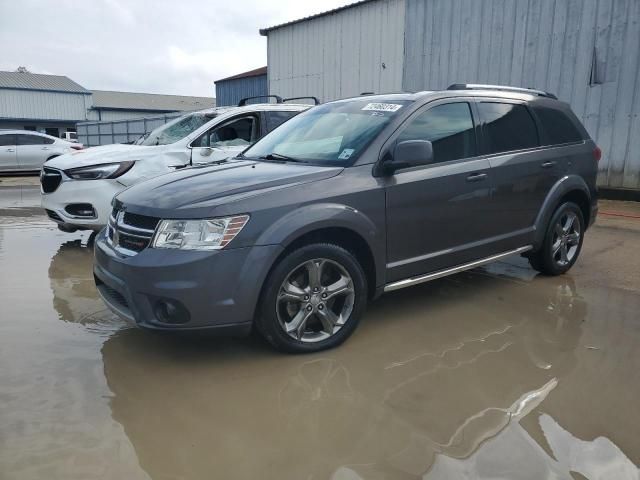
[65,203,96,218]
[154,299,190,324]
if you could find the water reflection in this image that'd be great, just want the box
[99,264,638,479]
[48,232,125,331]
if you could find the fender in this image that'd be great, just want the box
[532,175,592,250]
[255,202,386,288]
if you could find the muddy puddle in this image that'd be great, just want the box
[1,183,639,479]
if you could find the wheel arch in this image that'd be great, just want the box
[533,175,593,250]
[255,204,385,300]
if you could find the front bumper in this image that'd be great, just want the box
[93,229,282,333]
[41,178,124,230]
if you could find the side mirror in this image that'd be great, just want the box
[199,147,214,157]
[390,140,434,172]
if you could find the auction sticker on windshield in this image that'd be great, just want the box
[362,103,404,112]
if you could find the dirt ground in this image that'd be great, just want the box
[1,178,639,480]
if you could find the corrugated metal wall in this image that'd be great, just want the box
[0,89,90,121]
[403,0,640,190]
[266,0,406,102]
[215,74,268,106]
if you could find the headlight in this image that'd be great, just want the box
[152,215,249,250]
[65,161,135,180]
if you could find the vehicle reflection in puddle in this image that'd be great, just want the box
[1,190,639,480]
[99,264,639,479]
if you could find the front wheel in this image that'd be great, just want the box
[256,243,368,353]
[528,202,585,275]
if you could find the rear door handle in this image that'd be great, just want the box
[466,172,487,182]
[41,147,50,150]
[541,161,556,168]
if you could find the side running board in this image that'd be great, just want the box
[384,246,533,292]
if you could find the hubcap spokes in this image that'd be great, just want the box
[277,258,355,343]
[552,212,581,267]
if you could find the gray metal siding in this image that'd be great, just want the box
[403,0,640,190]
[266,0,406,102]
[215,75,268,106]
[0,89,90,122]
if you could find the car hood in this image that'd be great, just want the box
[44,144,159,171]
[115,159,343,217]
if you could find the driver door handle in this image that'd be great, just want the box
[466,172,487,182]
[41,147,50,150]
[541,161,556,168]
[5,148,15,152]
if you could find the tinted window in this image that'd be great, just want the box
[534,107,583,145]
[397,102,477,163]
[266,111,299,132]
[17,134,49,145]
[0,134,16,146]
[478,102,539,154]
[192,116,256,148]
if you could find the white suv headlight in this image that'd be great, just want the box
[152,215,249,250]
[65,161,135,180]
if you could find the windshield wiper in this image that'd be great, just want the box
[258,153,307,163]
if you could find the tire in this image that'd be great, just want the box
[256,243,368,353]
[528,202,585,276]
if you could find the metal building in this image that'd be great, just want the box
[0,71,92,137]
[214,67,268,106]
[260,0,640,192]
[86,90,214,122]
[0,70,215,139]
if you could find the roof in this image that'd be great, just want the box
[90,90,216,112]
[215,67,268,83]
[259,0,376,35]
[0,71,90,94]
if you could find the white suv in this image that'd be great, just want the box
[41,100,311,231]
[0,130,82,173]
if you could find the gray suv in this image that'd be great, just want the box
[94,84,599,353]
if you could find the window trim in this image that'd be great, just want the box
[474,98,542,157]
[188,114,260,149]
[376,97,483,173]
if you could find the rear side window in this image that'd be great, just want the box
[17,134,51,145]
[478,102,539,154]
[533,107,583,145]
[397,102,477,163]
[0,134,16,146]
[266,111,299,132]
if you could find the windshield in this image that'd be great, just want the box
[242,99,412,165]
[137,112,216,146]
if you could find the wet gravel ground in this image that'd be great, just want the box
[1,178,639,480]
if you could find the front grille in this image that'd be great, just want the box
[41,167,62,193]
[45,209,63,222]
[107,206,157,254]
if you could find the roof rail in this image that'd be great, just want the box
[283,96,320,105]
[446,83,558,99]
[238,95,283,106]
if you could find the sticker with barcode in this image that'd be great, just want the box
[362,103,403,112]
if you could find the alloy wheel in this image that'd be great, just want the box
[551,211,581,267]
[276,258,355,343]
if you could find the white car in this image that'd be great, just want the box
[0,130,83,173]
[41,101,311,231]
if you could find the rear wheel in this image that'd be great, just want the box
[528,202,584,275]
[257,243,368,353]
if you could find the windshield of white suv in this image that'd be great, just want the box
[137,112,216,146]
[242,99,412,165]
